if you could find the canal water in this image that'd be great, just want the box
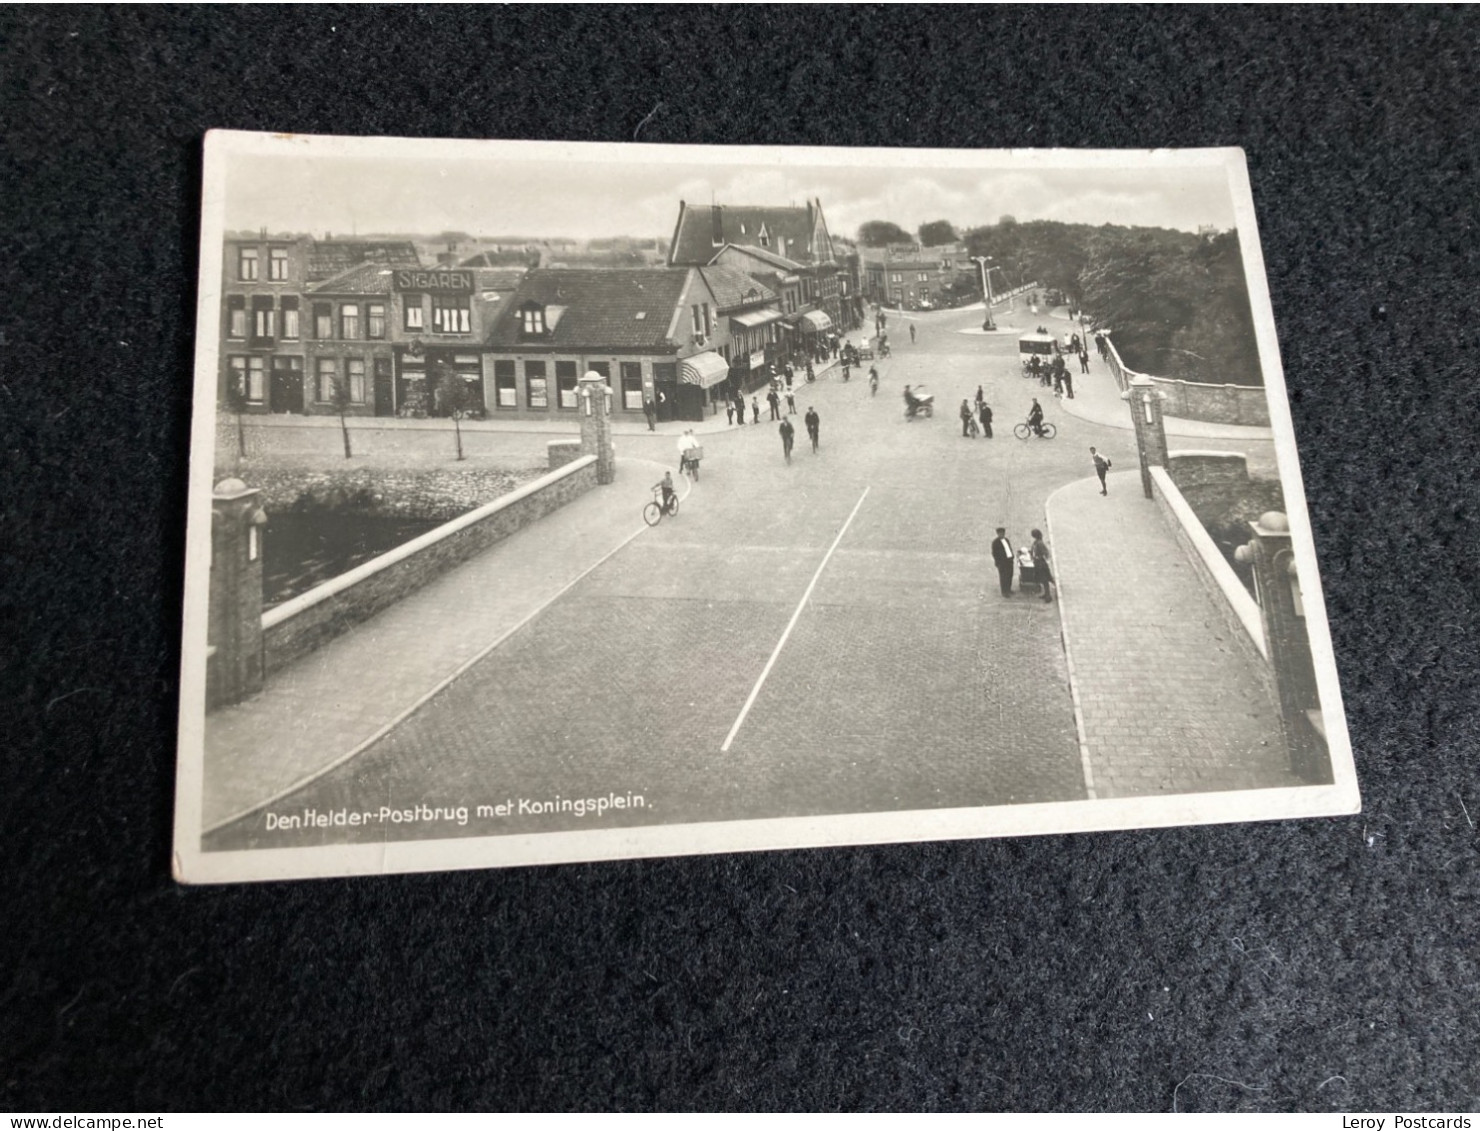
[263,512,443,609]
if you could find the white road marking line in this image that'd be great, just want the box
[720,486,870,753]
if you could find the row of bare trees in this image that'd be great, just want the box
[224,362,476,462]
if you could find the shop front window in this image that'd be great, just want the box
[525,360,548,408]
[556,361,578,410]
[494,360,517,408]
[619,362,643,411]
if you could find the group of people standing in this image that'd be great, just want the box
[960,385,995,438]
[990,527,1057,604]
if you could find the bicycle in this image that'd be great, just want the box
[1013,419,1057,440]
[643,483,680,526]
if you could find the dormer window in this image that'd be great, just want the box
[758,224,770,248]
[519,302,547,338]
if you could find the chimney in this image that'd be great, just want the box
[711,204,724,246]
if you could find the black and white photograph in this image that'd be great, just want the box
[175,134,1359,883]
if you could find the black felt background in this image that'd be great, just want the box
[2,5,1477,1113]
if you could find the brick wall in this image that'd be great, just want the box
[1103,337,1272,427]
[261,456,597,674]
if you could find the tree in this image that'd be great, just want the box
[432,363,474,461]
[918,220,958,247]
[857,221,913,247]
[325,369,355,459]
[223,370,249,462]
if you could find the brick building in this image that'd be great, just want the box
[482,267,728,423]
[218,234,424,415]
[860,241,976,308]
[668,200,852,341]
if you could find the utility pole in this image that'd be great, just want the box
[970,256,997,331]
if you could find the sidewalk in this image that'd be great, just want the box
[1047,471,1303,799]
[201,456,681,830]
[1041,313,1273,441]
[237,357,847,440]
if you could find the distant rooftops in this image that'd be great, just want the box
[306,241,422,283]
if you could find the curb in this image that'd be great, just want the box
[1044,479,1100,803]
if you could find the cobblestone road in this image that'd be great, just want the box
[208,301,1103,850]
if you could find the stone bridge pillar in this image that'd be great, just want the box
[1236,512,1331,784]
[1123,375,1169,499]
[578,370,617,485]
[208,478,268,709]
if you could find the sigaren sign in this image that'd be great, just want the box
[394,269,473,293]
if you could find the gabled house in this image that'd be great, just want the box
[482,268,730,422]
[698,262,784,394]
[674,196,858,344]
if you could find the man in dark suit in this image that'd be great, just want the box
[991,528,1015,597]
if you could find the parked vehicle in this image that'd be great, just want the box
[1019,332,1056,376]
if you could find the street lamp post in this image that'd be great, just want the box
[970,256,996,332]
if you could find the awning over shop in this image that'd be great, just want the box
[680,351,731,389]
[730,308,784,329]
[800,310,833,333]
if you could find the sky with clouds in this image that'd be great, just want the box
[224,145,1240,242]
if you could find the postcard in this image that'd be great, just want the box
[174,132,1358,883]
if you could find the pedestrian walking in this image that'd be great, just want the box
[805,360,815,383]
[960,399,976,438]
[1095,331,1108,359]
[909,322,917,344]
[1078,346,1090,374]
[784,363,794,388]
[767,388,781,421]
[751,396,761,424]
[990,528,1015,597]
[1062,370,1074,400]
[678,429,700,480]
[643,396,656,432]
[804,407,820,453]
[778,417,795,463]
[734,394,745,425]
[786,391,797,415]
[979,400,993,438]
[974,385,984,411]
[725,400,735,426]
[1090,446,1112,495]
[1030,528,1056,603]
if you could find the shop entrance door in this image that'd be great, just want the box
[654,362,679,422]
[373,357,394,416]
[270,357,304,414]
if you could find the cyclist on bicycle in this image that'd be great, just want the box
[659,470,675,511]
[1028,398,1046,437]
